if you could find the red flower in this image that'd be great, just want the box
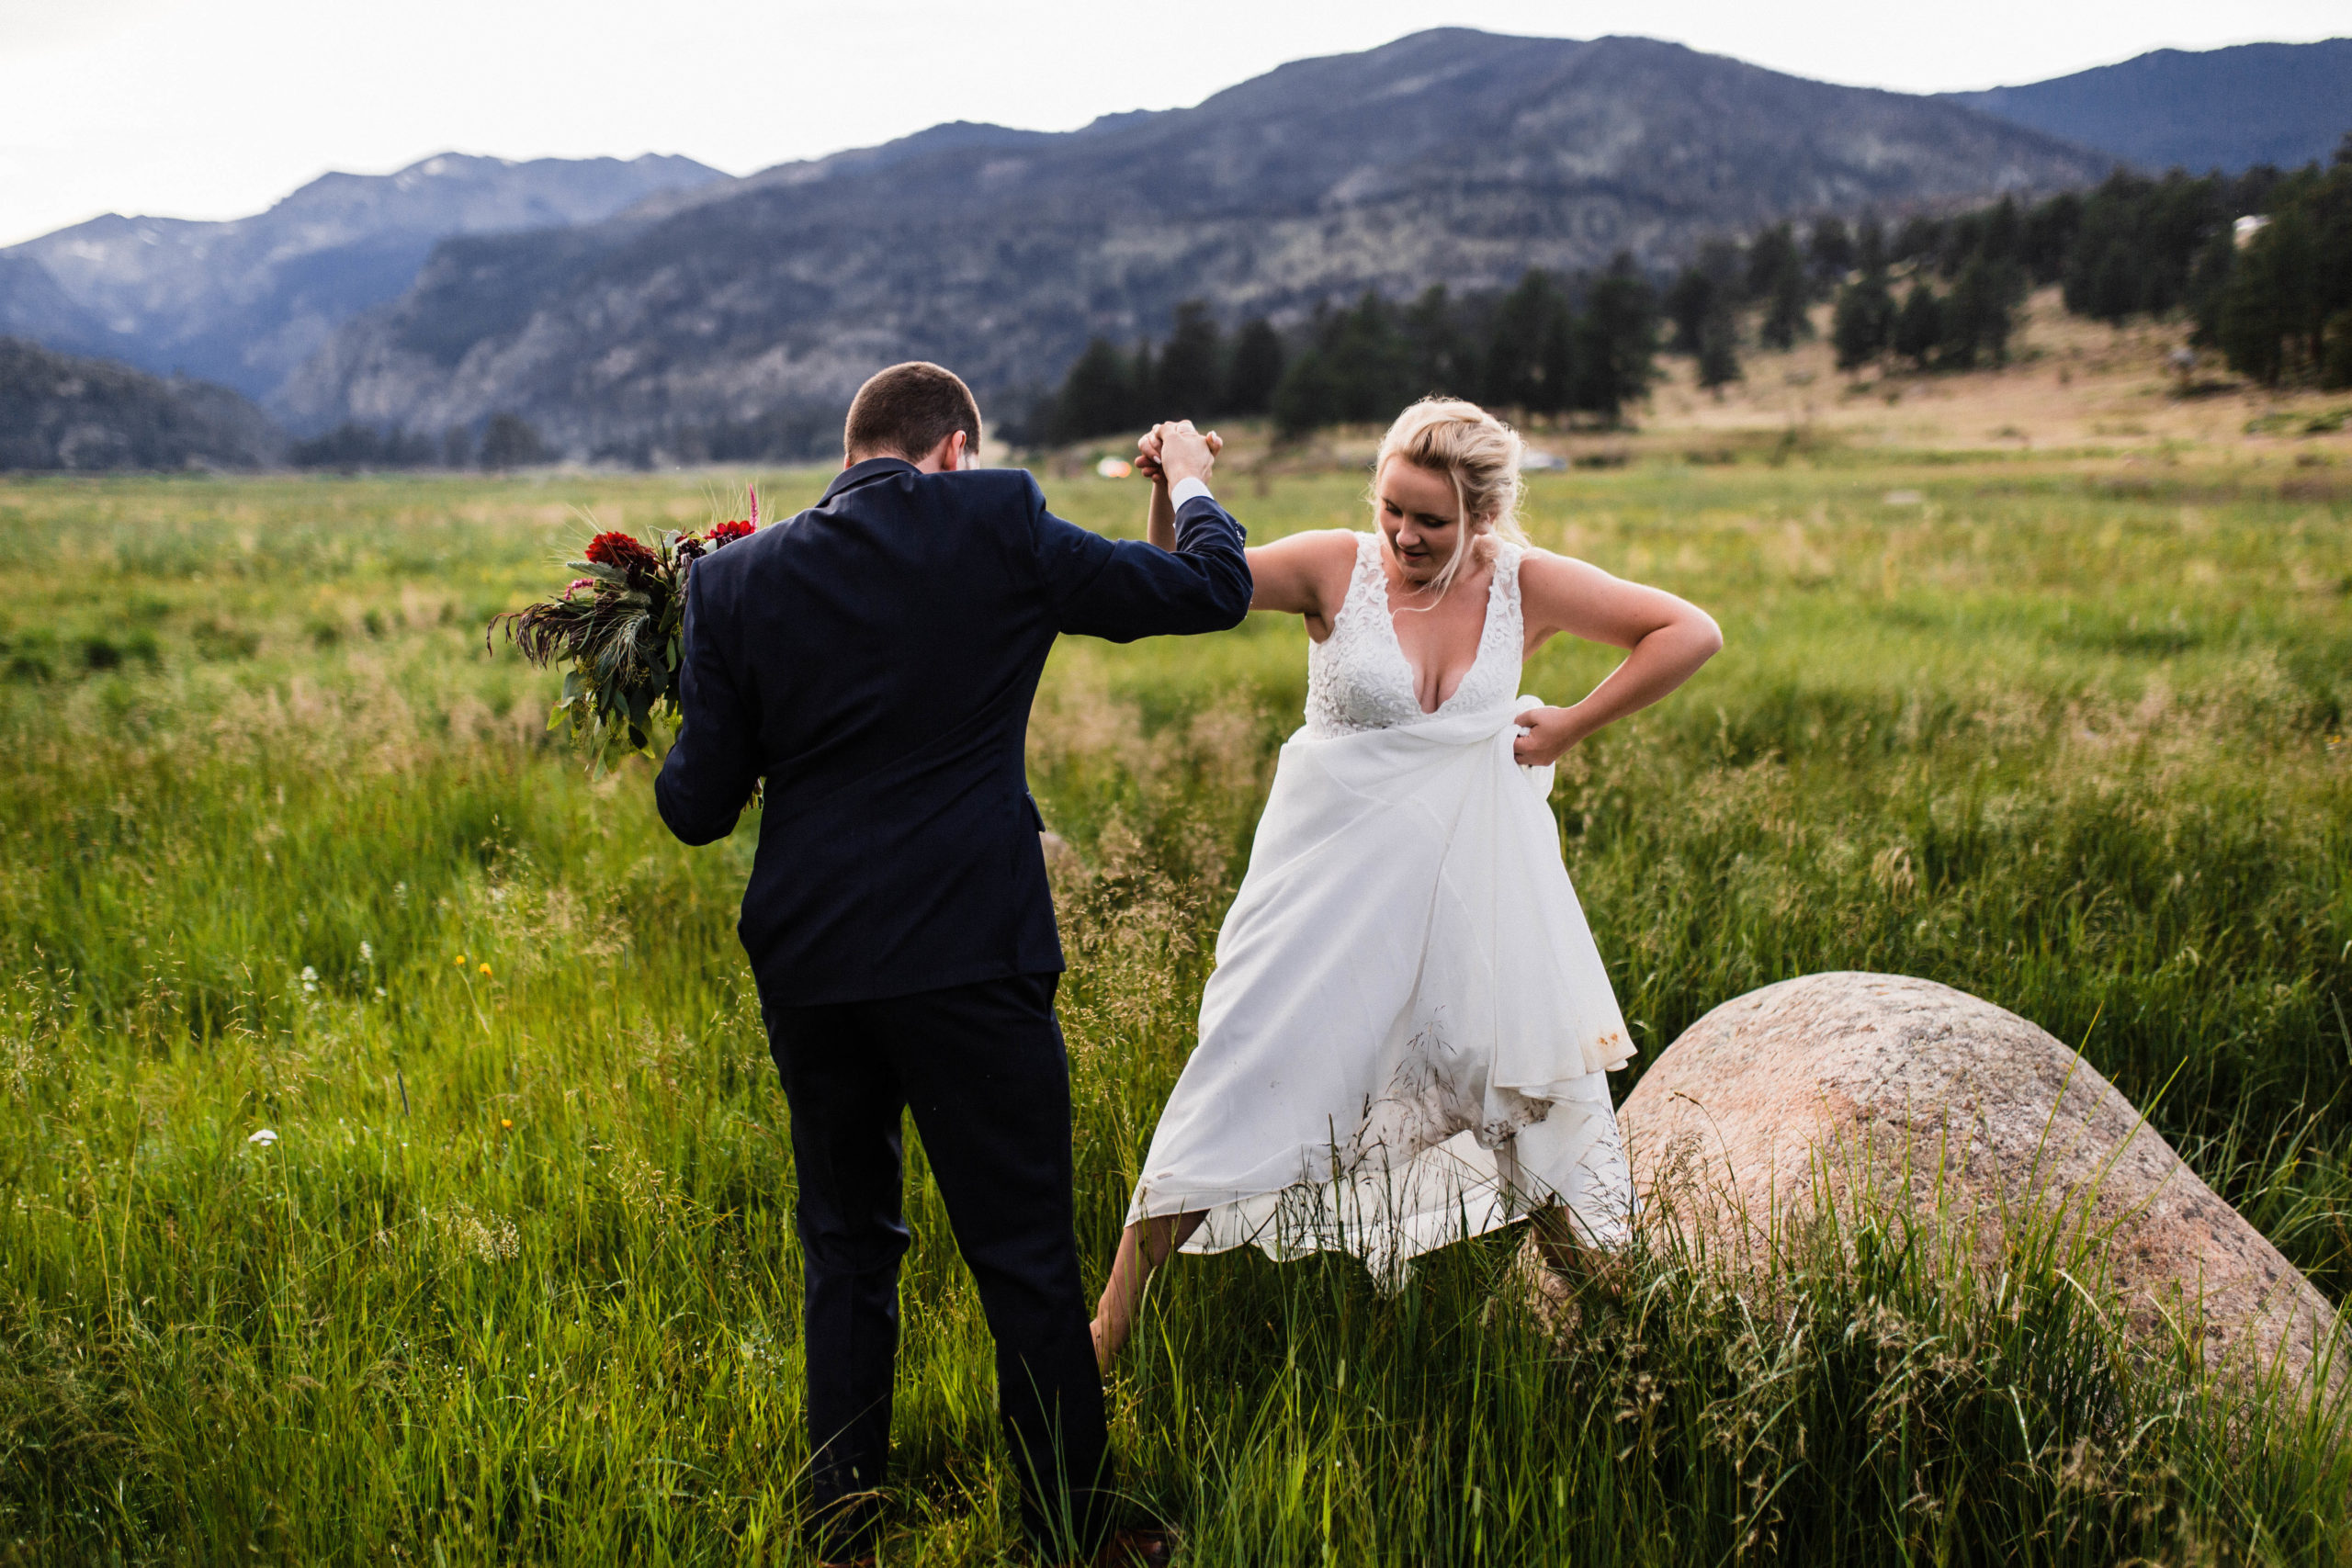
[707,519,754,546]
[585,530,660,575]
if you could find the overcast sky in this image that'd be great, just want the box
[3,0,2345,247]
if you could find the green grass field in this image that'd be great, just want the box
[2,454,2348,1564]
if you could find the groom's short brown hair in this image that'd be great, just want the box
[844,362,982,463]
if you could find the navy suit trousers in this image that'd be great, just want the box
[762,972,1107,1555]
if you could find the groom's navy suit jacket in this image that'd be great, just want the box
[655,457,1250,1005]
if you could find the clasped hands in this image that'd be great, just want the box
[1135,421,1222,489]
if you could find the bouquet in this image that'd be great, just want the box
[490,489,761,774]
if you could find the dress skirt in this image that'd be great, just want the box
[1125,695,1635,1280]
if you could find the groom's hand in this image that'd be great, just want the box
[1136,426,1220,484]
[1154,421,1218,489]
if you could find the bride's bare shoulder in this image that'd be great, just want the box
[1246,529,1362,618]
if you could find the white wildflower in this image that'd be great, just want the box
[248,1128,279,1145]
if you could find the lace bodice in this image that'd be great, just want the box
[1304,532,1525,739]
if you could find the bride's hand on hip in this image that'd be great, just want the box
[1512,705,1587,766]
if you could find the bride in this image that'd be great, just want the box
[1092,398,1722,1365]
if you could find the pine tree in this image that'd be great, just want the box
[2186,231,2237,345]
[1152,301,1224,422]
[2323,310,2352,390]
[1128,341,1157,423]
[1483,271,1567,413]
[1759,253,1813,351]
[1404,286,1472,399]
[1745,224,1802,302]
[1696,312,1742,389]
[1664,266,1718,355]
[1981,197,2021,267]
[1327,292,1414,422]
[1808,217,1856,281]
[1574,254,1661,423]
[2216,212,2303,385]
[479,412,546,469]
[1856,216,1887,275]
[1050,337,1135,442]
[1534,305,1577,419]
[1271,308,1344,437]
[1225,319,1284,416]
[2015,193,2077,285]
[1892,216,1944,268]
[1832,272,1895,371]
[1893,283,1944,369]
[1747,222,1813,350]
[1941,257,2017,368]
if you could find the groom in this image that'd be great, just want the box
[655,362,1248,1562]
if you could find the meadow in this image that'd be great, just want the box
[1,447,2348,1564]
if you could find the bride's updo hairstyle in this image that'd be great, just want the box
[1372,398,1530,603]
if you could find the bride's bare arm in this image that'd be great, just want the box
[1512,549,1722,765]
[1144,468,1179,551]
[1138,425,1220,553]
[1244,530,1358,632]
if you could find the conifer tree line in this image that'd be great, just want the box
[288,412,546,470]
[2198,138,2352,386]
[1039,134,2352,441]
[1039,256,1661,443]
[1791,145,2349,386]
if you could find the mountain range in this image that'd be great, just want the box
[1942,40,2352,175]
[277,29,2114,455]
[0,153,722,402]
[0,29,2344,464]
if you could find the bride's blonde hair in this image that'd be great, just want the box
[1372,398,1529,604]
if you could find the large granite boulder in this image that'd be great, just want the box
[1612,972,2340,1391]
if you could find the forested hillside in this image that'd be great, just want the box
[1041,144,2352,440]
[0,340,284,471]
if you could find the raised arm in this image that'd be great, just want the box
[1039,441,1251,642]
[1511,549,1723,766]
[653,566,762,845]
[1134,428,1357,634]
[1138,425,1221,553]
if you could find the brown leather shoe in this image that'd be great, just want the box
[1094,1526,1179,1567]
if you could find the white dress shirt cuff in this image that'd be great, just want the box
[1169,476,1215,511]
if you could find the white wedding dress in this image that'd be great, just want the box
[1125,532,1636,1282]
